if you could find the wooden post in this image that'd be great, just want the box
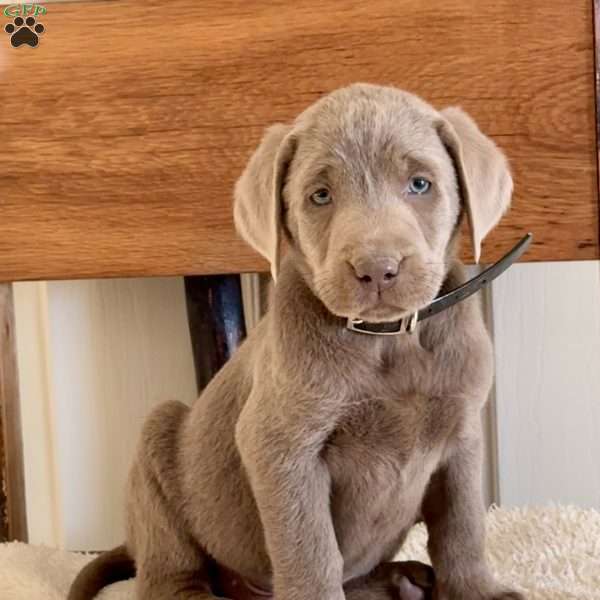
[0,284,28,541]
[595,0,600,231]
[184,275,247,393]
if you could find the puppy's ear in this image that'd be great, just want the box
[438,107,513,263]
[234,124,296,281]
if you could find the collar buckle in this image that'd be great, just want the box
[346,312,419,336]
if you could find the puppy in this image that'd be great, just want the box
[69,83,523,600]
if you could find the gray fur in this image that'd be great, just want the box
[69,83,522,600]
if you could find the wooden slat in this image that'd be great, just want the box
[0,0,597,282]
[0,380,8,541]
[0,284,28,541]
[595,0,600,217]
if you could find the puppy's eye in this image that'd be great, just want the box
[310,188,333,206]
[407,177,432,195]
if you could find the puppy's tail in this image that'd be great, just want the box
[67,544,135,600]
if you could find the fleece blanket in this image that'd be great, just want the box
[0,505,599,599]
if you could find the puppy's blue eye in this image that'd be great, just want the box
[310,188,332,206]
[408,177,432,195]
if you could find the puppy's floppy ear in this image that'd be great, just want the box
[438,107,513,263]
[234,124,296,281]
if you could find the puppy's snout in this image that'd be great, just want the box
[351,256,400,291]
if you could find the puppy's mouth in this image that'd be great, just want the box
[317,288,413,324]
[347,295,429,323]
[313,260,445,325]
[353,298,411,323]
[327,285,429,323]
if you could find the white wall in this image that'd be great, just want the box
[492,261,600,508]
[13,278,197,550]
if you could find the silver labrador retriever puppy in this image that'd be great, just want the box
[69,83,523,600]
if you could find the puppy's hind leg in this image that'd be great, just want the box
[128,401,226,599]
[344,561,435,600]
[131,466,227,600]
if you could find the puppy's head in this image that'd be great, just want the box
[235,84,512,322]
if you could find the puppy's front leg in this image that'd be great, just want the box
[236,394,345,600]
[422,424,523,600]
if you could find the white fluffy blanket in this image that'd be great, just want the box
[1,506,598,599]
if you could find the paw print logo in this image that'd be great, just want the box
[4,16,45,48]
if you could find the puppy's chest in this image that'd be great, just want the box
[323,346,466,488]
[325,392,460,476]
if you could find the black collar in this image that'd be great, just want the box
[347,233,532,336]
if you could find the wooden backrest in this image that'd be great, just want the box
[0,0,598,282]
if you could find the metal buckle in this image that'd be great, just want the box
[346,312,419,336]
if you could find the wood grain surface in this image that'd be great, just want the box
[0,0,598,281]
[0,285,28,541]
[595,0,600,211]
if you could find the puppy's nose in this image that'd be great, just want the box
[351,257,400,290]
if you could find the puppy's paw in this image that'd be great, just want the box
[395,575,425,600]
[389,561,435,600]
